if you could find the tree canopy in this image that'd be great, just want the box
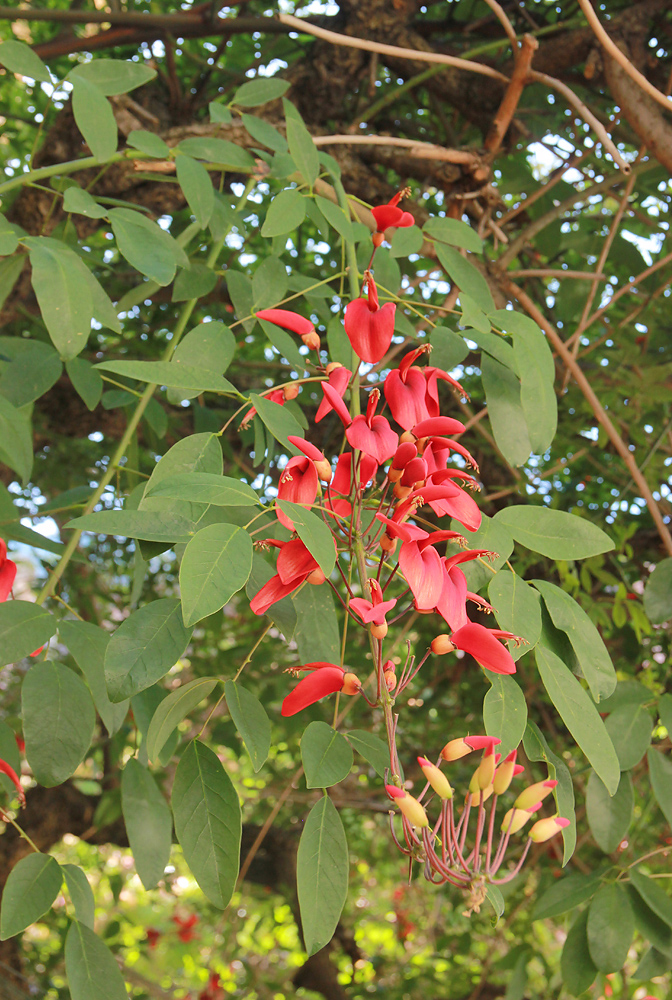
[0,1,672,998]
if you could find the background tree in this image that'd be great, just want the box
[0,1,672,998]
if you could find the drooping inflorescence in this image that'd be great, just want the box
[244,190,568,906]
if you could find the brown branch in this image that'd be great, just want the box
[508,269,607,281]
[313,134,480,165]
[603,49,672,175]
[576,0,672,115]
[502,277,672,557]
[485,34,539,155]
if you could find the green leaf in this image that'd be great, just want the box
[643,558,672,623]
[313,195,355,243]
[59,620,129,737]
[172,266,217,307]
[535,645,620,794]
[71,77,118,161]
[95,359,235,394]
[62,865,95,929]
[0,854,62,940]
[226,269,255,332]
[488,570,541,661]
[485,884,505,922]
[533,580,616,703]
[276,500,335,577]
[587,884,633,972]
[586,770,633,853]
[208,103,233,124]
[145,472,258,507]
[561,910,597,996]
[225,680,272,772]
[483,674,527,757]
[259,319,307,372]
[0,339,62,408]
[0,602,56,667]
[172,740,241,908]
[105,598,193,702]
[450,513,514,593]
[648,747,672,829]
[139,431,223,525]
[127,130,170,157]
[633,946,672,981]
[481,354,531,466]
[233,77,290,106]
[389,225,424,257]
[167,322,235,402]
[251,255,289,312]
[434,242,495,312]
[179,523,253,626]
[344,730,390,778]
[0,214,20,256]
[146,677,217,764]
[0,40,50,82]
[22,662,96,787]
[297,795,348,956]
[109,208,188,286]
[177,137,256,171]
[68,59,156,95]
[293,584,341,664]
[423,216,483,253]
[66,509,196,543]
[302,722,354,788]
[430,326,468,370]
[241,114,288,153]
[660,692,672,735]
[65,920,129,1000]
[62,187,108,219]
[627,884,672,956]
[630,868,672,930]
[494,506,614,560]
[132,686,179,768]
[0,257,25,313]
[121,757,172,889]
[250,392,303,452]
[605,702,652,770]
[284,100,319,187]
[511,320,557,454]
[0,721,21,798]
[66,357,103,411]
[523,721,576,864]
[598,680,652,714]
[27,239,93,360]
[176,154,215,229]
[261,188,307,237]
[533,872,601,921]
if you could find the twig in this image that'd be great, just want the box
[503,278,672,557]
[576,0,672,115]
[277,12,509,83]
[508,269,607,280]
[485,34,538,154]
[313,134,479,165]
[572,249,672,340]
[481,0,518,46]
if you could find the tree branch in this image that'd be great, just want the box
[485,33,538,154]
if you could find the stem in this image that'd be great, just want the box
[36,176,257,606]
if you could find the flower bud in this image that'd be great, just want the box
[371,622,388,640]
[501,807,535,835]
[326,361,344,374]
[441,735,500,762]
[341,672,362,696]
[307,568,326,586]
[385,785,429,828]
[528,816,570,843]
[465,784,493,808]
[399,430,416,445]
[283,383,300,400]
[384,671,396,691]
[372,231,384,248]
[514,779,558,811]
[431,634,456,655]
[380,534,397,554]
[417,757,453,799]
[393,482,412,500]
[301,331,321,351]
[493,749,518,796]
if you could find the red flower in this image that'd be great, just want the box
[345,390,398,465]
[450,622,517,674]
[277,456,319,530]
[398,537,445,611]
[0,758,25,806]
[384,347,431,430]
[281,663,361,716]
[287,435,332,481]
[371,191,414,235]
[316,366,351,423]
[172,912,199,942]
[350,579,397,626]
[145,927,161,949]
[344,273,396,364]
[256,308,320,351]
[249,539,322,616]
[0,540,17,603]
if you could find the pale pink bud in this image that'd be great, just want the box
[385,785,429,828]
[417,757,453,800]
[493,749,518,795]
[514,779,558,811]
[528,816,570,843]
[501,807,536,834]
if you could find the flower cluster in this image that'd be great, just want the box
[386,738,569,910]
[244,189,566,903]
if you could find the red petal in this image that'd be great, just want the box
[346,415,398,465]
[398,541,444,610]
[320,381,352,427]
[451,622,516,674]
[0,559,17,602]
[256,309,314,337]
[277,457,319,530]
[250,574,300,615]
[384,369,431,430]
[277,539,318,585]
[0,758,24,806]
[281,667,345,716]
[344,298,396,364]
[371,205,404,231]
[413,416,466,438]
